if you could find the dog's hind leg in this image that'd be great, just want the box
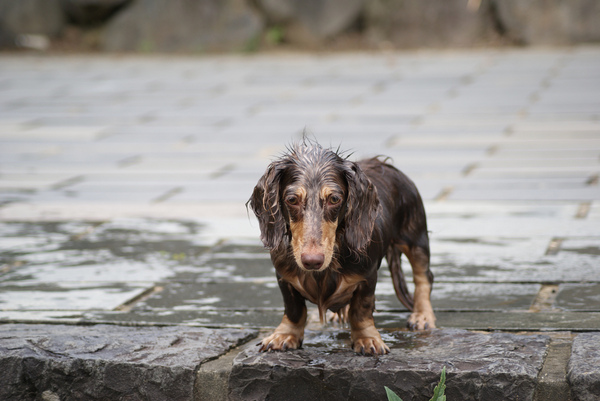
[387,244,414,312]
[399,242,436,330]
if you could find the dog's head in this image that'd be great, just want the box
[249,143,380,272]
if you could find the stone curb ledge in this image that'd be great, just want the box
[0,324,256,401]
[2,324,599,401]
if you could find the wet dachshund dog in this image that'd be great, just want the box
[249,142,435,355]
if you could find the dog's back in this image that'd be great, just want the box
[357,158,431,313]
[358,158,429,254]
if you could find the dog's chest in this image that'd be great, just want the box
[284,272,365,313]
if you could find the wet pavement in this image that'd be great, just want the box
[1,48,600,400]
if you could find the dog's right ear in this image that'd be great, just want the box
[248,162,287,250]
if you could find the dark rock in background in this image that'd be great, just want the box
[568,0,600,43]
[100,0,264,52]
[256,0,364,46]
[567,333,600,401]
[0,324,256,401]
[364,0,497,48]
[255,0,295,24]
[1,0,600,52]
[492,0,568,45]
[61,0,132,26]
[0,21,17,49]
[0,0,64,37]
[491,0,600,45]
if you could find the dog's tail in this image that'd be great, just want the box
[387,245,414,311]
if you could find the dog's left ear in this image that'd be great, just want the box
[343,161,380,252]
[248,162,287,250]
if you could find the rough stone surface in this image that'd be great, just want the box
[567,333,600,401]
[492,0,600,45]
[101,0,264,52]
[0,0,64,37]
[230,329,549,401]
[365,0,496,47]
[0,324,256,401]
[61,0,132,26]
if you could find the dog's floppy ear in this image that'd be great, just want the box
[248,162,287,250]
[343,161,380,252]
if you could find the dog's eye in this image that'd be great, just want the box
[328,195,342,205]
[286,195,299,206]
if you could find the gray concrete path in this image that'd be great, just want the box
[1,48,599,400]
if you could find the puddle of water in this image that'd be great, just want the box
[300,328,429,354]
[0,219,216,286]
[0,283,152,311]
[304,330,352,353]
[437,237,510,246]
[4,219,596,331]
[383,330,431,350]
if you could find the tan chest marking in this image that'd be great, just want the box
[325,274,364,308]
[281,271,365,322]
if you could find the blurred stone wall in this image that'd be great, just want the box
[1,0,599,51]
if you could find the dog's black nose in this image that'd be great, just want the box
[301,253,325,270]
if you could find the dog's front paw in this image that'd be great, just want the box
[407,311,436,330]
[352,336,390,355]
[257,331,303,352]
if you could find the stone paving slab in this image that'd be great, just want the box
[2,217,599,329]
[555,284,600,311]
[1,48,600,400]
[0,281,154,311]
[430,311,600,332]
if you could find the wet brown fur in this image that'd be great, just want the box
[249,142,435,355]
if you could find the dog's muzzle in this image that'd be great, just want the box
[301,252,324,270]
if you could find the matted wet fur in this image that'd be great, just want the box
[248,142,435,355]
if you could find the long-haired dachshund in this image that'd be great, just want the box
[248,141,435,355]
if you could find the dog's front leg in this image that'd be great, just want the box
[258,280,306,352]
[348,282,390,355]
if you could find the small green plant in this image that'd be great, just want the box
[384,387,404,401]
[385,366,446,401]
[266,26,284,45]
[430,366,447,401]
